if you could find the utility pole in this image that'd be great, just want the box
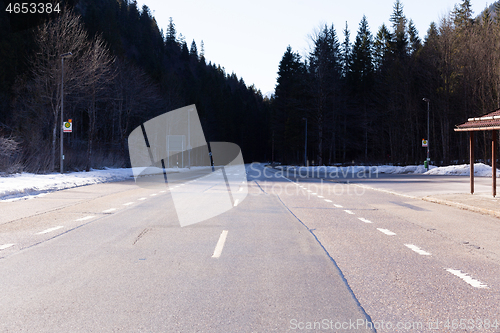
[423,98,430,170]
[60,52,72,173]
[302,117,307,166]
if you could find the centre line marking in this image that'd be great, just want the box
[37,226,63,235]
[358,217,373,223]
[102,208,116,213]
[377,228,396,236]
[76,215,95,221]
[0,244,15,250]
[445,269,488,288]
[334,204,343,208]
[212,230,229,258]
[405,244,431,256]
[344,210,355,215]
[123,202,135,206]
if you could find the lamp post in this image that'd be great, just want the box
[302,117,307,166]
[423,98,430,170]
[60,52,72,173]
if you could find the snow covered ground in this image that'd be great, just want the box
[277,163,500,177]
[0,167,202,202]
[1,163,498,202]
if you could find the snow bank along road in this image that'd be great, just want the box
[0,164,499,332]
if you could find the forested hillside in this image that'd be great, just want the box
[273,0,500,166]
[2,0,500,173]
[0,0,270,173]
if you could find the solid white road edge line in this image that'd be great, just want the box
[446,268,488,289]
[76,215,95,221]
[377,228,396,236]
[405,244,431,256]
[0,244,15,250]
[37,226,63,235]
[212,230,229,258]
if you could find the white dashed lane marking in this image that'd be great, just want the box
[138,198,147,201]
[76,215,95,221]
[0,244,15,250]
[446,269,488,289]
[102,208,116,213]
[36,226,63,235]
[212,230,229,258]
[324,199,332,203]
[123,202,135,206]
[344,210,355,215]
[377,228,396,236]
[334,204,343,208]
[358,217,373,224]
[405,244,431,256]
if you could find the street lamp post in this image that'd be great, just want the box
[60,52,72,173]
[302,117,307,166]
[423,98,430,170]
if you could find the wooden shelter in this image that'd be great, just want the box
[455,109,500,197]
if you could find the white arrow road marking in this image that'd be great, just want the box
[76,215,95,221]
[377,228,396,236]
[37,226,63,235]
[0,244,15,250]
[212,230,229,258]
[358,217,373,224]
[446,269,488,289]
[405,244,431,256]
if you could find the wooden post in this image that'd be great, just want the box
[470,131,474,194]
[493,130,497,197]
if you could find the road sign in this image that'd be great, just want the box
[63,119,72,133]
[422,139,428,147]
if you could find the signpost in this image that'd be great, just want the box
[63,119,72,133]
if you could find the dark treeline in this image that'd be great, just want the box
[0,0,270,173]
[272,0,500,166]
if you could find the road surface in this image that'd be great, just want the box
[0,163,499,332]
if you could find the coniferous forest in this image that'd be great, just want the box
[1,0,500,173]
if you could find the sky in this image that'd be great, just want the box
[137,0,484,96]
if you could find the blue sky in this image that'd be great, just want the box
[138,0,483,95]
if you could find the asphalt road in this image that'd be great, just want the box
[0,164,499,332]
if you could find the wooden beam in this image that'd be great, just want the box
[470,132,474,194]
[493,130,497,197]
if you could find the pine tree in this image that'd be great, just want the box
[190,40,198,58]
[166,17,176,45]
